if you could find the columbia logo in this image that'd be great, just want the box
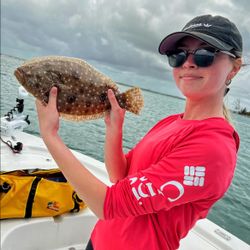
[183,166,206,187]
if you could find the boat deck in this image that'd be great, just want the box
[1,132,249,250]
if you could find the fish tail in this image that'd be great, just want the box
[117,87,144,114]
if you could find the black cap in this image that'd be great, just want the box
[158,14,242,57]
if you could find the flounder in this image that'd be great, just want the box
[14,56,144,121]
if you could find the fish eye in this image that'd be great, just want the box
[99,93,107,102]
[67,95,77,104]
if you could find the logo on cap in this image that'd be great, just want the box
[184,23,212,31]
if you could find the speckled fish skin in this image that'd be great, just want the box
[14,56,144,121]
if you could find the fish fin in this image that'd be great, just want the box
[118,87,144,115]
[59,112,105,122]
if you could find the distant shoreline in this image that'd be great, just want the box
[232,109,250,117]
[116,81,185,101]
[0,53,25,61]
[118,82,250,117]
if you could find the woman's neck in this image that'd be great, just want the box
[183,95,224,120]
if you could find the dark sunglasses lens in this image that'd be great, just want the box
[194,49,215,67]
[168,50,186,67]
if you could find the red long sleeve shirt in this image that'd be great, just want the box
[91,114,239,250]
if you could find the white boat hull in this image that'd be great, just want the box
[1,132,249,250]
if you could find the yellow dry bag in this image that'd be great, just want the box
[0,169,86,219]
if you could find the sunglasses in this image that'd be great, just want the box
[165,48,236,68]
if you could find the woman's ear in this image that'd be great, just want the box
[227,58,242,81]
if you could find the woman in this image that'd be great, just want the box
[36,14,243,250]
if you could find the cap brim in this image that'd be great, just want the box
[158,31,234,54]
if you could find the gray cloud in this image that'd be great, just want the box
[1,0,250,102]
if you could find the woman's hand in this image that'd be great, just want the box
[104,89,126,132]
[104,89,127,182]
[35,86,60,139]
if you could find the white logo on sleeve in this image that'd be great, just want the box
[129,176,184,205]
[183,166,206,186]
[129,166,206,206]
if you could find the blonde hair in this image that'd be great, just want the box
[223,57,242,126]
[223,103,233,125]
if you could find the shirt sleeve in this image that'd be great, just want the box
[104,133,237,220]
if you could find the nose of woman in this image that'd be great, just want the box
[182,54,198,69]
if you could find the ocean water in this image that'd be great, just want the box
[1,54,249,245]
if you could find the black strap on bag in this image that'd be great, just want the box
[70,191,83,213]
[25,177,42,218]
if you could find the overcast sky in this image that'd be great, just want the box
[1,0,250,107]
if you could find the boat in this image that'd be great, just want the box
[1,87,249,250]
